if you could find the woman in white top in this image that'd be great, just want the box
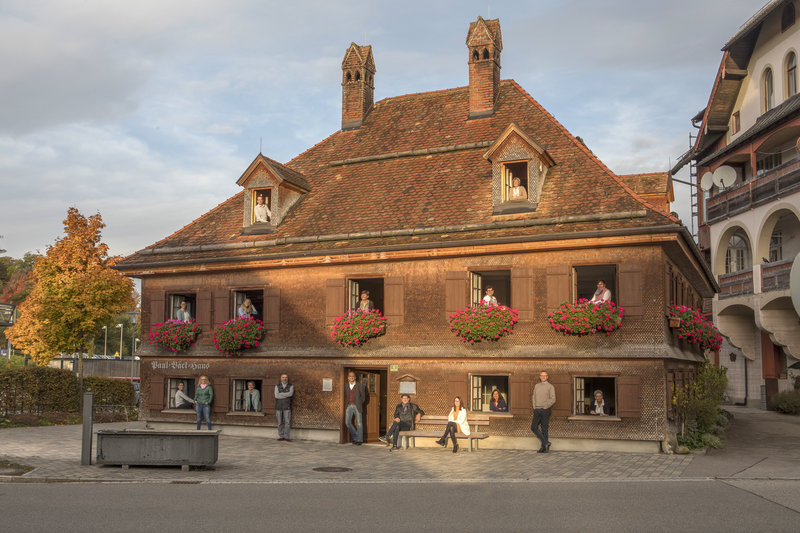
[589,280,612,303]
[436,396,470,453]
[510,177,527,200]
[174,382,195,409]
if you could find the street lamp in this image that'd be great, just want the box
[128,311,140,380]
[102,325,108,357]
[115,323,123,359]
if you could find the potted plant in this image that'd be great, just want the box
[212,317,264,357]
[448,305,519,344]
[148,319,202,353]
[547,299,624,336]
[667,305,722,354]
[331,309,387,347]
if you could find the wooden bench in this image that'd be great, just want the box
[399,414,490,452]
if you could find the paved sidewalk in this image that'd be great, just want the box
[1,406,797,484]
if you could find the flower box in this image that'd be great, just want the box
[148,320,201,353]
[548,299,624,336]
[212,317,264,357]
[448,305,519,344]
[667,305,722,354]
[669,317,681,328]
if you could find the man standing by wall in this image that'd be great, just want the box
[531,371,555,453]
[345,370,366,445]
[275,373,294,442]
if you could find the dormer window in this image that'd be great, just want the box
[252,188,272,224]
[502,161,528,202]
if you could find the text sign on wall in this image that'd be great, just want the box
[322,378,333,392]
[398,381,416,395]
[150,361,211,372]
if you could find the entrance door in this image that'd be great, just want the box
[355,370,381,443]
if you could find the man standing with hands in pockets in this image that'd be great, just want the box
[531,371,555,453]
[275,373,294,442]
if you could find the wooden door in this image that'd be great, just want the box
[355,371,381,443]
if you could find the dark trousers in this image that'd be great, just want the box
[531,408,551,447]
[440,421,459,446]
[385,420,412,446]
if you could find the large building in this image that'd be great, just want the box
[673,0,800,408]
[117,17,715,452]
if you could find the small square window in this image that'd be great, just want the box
[167,377,196,409]
[573,265,616,303]
[168,293,196,321]
[251,188,273,224]
[469,270,511,307]
[233,290,264,319]
[471,375,510,412]
[502,161,528,202]
[574,376,616,416]
[231,379,263,412]
[347,278,384,313]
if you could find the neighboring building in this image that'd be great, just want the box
[117,17,715,452]
[673,0,800,408]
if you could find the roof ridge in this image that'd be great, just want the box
[508,80,678,222]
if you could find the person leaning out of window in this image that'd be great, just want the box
[489,389,507,412]
[243,381,261,412]
[589,390,609,416]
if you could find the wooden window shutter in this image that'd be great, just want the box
[148,376,165,410]
[325,278,345,324]
[511,268,534,320]
[549,374,572,417]
[147,290,166,332]
[618,263,643,316]
[212,378,229,413]
[196,289,212,332]
[213,289,230,326]
[546,265,571,310]
[445,271,468,321]
[447,374,468,401]
[509,374,531,415]
[617,376,641,418]
[263,288,280,330]
[383,276,404,325]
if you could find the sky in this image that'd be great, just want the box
[0,0,767,259]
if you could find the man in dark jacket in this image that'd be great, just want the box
[380,393,424,451]
[275,374,294,441]
[345,371,366,445]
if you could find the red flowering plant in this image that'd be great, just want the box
[448,305,519,344]
[548,299,624,336]
[212,317,264,357]
[331,309,387,347]
[148,319,201,353]
[668,305,723,353]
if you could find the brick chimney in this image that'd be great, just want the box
[466,17,502,118]
[341,43,375,130]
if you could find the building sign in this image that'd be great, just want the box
[150,361,211,372]
[322,378,333,392]
[0,304,15,327]
[398,381,416,394]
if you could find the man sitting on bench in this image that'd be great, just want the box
[380,393,424,451]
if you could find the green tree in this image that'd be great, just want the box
[6,208,135,366]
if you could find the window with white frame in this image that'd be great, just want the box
[573,264,617,302]
[469,270,511,307]
[346,278,384,313]
[573,376,616,416]
[787,52,797,97]
[231,379,263,412]
[769,230,783,263]
[470,375,509,412]
[233,290,264,319]
[763,68,774,112]
[725,232,751,273]
[501,161,529,202]
[167,377,195,408]
[168,293,196,321]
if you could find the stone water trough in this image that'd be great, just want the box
[96,429,220,471]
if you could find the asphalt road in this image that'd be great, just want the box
[1,480,798,532]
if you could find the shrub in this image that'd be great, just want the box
[0,367,79,415]
[668,305,722,354]
[149,319,201,353]
[83,377,135,406]
[548,300,624,336]
[772,390,800,414]
[448,305,519,344]
[673,362,729,447]
[331,309,388,347]
[213,317,264,357]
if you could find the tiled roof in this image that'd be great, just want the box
[618,172,670,195]
[119,80,675,267]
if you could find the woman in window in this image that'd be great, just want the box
[436,396,470,453]
[356,290,374,312]
[238,298,258,318]
[174,381,195,409]
[175,300,192,321]
[510,176,527,200]
[195,375,214,430]
[243,381,261,412]
[489,389,508,412]
[589,280,612,303]
[589,390,609,416]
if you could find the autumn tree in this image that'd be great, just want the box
[6,208,135,366]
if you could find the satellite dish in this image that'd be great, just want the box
[790,252,800,318]
[700,172,714,191]
[713,165,737,189]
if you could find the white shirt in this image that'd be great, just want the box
[254,203,271,223]
[482,295,498,306]
[590,288,611,303]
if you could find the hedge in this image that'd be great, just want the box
[0,367,135,416]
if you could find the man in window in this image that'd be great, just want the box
[254,194,271,223]
[531,371,555,453]
[379,393,424,451]
[482,286,498,306]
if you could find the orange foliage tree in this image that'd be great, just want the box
[6,209,135,365]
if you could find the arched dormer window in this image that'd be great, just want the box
[482,48,490,60]
[346,72,352,82]
[725,231,751,273]
[782,3,795,32]
[763,67,774,112]
[787,52,797,97]
[472,49,479,61]
[355,71,361,81]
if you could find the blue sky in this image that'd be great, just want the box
[0,0,764,258]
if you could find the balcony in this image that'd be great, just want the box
[718,268,753,299]
[706,158,800,223]
[761,257,794,292]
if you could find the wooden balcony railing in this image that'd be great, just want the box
[706,158,800,223]
[718,268,754,298]
[761,258,794,292]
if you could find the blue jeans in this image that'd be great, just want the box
[385,420,412,447]
[196,403,211,430]
[531,408,551,447]
[345,404,362,443]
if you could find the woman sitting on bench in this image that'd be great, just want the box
[436,396,470,453]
